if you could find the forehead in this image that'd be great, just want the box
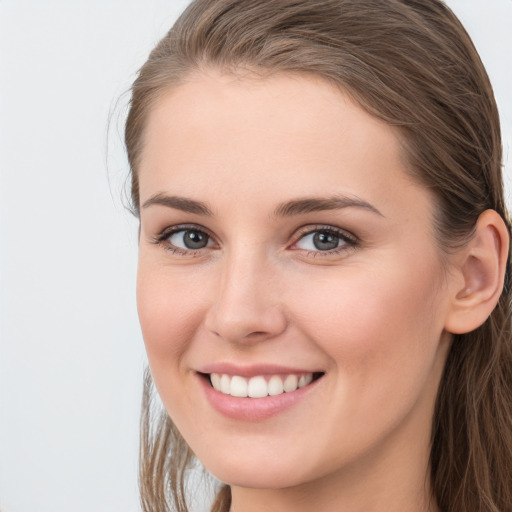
[138,70,431,223]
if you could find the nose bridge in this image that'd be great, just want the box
[205,242,286,343]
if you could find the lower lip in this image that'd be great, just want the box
[198,374,321,421]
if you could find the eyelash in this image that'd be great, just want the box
[151,224,359,258]
[291,225,359,257]
[152,224,215,256]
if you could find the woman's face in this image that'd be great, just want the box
[136,71,456,492]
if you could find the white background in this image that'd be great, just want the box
[0,1,511,512]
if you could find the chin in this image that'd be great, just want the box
[209,465,305,490]
[197,446,326,491]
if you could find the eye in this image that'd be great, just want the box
[167,228,213,250]
[292,226,357,253]
[152,225,216,254]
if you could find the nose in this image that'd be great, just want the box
[204,247,287,345]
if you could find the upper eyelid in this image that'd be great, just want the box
[156,222,355,236]
[292,224,357,242]
[149,224,217,253]
[152,223,358,250]
[157,224,214,240]
[151,225,217,255]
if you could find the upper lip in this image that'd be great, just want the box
[198,363,324,378]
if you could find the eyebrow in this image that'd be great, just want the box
[273,195,383,217]
[142,193,213,216]
[141,192,383,218]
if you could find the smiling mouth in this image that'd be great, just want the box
[206,372,324,398]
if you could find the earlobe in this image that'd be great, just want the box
[445,210,510,335]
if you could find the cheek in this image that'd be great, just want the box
[287,256,446,382]
[136,263,213,422]
[282,258,448,461]
[136,262,207,366]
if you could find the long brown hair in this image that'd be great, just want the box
[125,1,512,511]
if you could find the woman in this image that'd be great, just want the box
[125,1,512,511]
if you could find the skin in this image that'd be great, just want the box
[135,70,463,512]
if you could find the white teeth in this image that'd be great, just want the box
[209,372,315,398]
[211,373,221,390]
[248,376,268,398]
[283,374,298,392]
[298,373,313,388]
[230,376,248,397]
[220,374,231,394]
[268,375,284,396]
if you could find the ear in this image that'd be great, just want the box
[445,209,510,335]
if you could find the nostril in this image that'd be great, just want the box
[204,293,288,345]
[247,331,267,337]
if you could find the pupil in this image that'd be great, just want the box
[313,231,339,251]
[184,230,208,249]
